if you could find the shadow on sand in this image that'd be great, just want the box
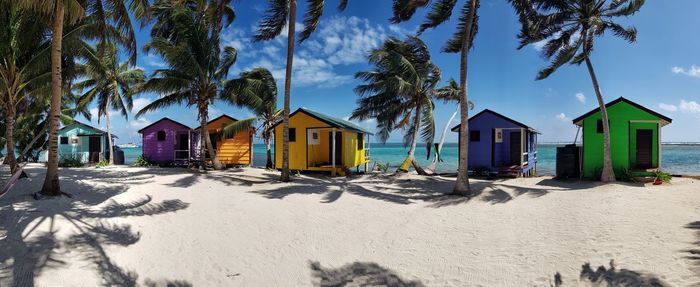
[686,221,700,285]
[310,261,423,287]
[579,261,669,287]
[250,173,587,207]
[0,166,191,286]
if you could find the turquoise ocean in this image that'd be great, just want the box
[120,143,700,176]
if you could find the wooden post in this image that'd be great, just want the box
[332,129,336,169]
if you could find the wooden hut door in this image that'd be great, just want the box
[89,137,101,163]
[328,131,342,166]
[509,132,521,166]
[176,133,189,160]
[636,129,653,169]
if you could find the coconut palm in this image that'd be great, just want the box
[509,0,644,182]
[16,0,85,196]
[74,43,145,165]
[351,36,446,175]
[222,68,280,169]
[82,0,150,65]
[0,1,51,174]
[427,79,474,173]
[390,0,479,195]
[135,4,238,170]
[254,0,350,182]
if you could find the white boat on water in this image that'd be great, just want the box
[117,143,140,148]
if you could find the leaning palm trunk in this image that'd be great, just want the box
[279,0,297,182]
[427,107,458,173]
[585,57,615,182]
[198,104,223,170]
[4,108,18,173]
[399,104,427,175]
[41,0,64,196]
[265,131,273,169]
[105,103,114,165]
[453,0,477,196]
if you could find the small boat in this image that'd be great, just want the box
[117,143,140,148]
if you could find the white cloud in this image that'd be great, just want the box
[131,97,152,113]
[129,118,151,129]
[672,65,700,78]
[680,100,700,113]
[144,53,167,69]
[555,113,571,122]
[575,92,586,104]
[658,103,678,112]
[233,16,404,88]
[532,40,547,51]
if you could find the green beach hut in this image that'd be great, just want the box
[56,121,117,164]
[572,97,672,178]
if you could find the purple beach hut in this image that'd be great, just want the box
[138,118,193,166]
[452,109,539,177]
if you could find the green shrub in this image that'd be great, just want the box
[375,162,390,172]
[132,155,153,167]
[618,168,636,182]
[95,159,110,168]
[472,166,490,177]
[59,155,84,168]
[654,170,672,183]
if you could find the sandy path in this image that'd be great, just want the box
[1,164,698,286]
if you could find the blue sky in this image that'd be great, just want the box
[79,0,700,144]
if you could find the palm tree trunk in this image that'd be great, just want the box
[585,56,615,182]
[399,104,427,175]
[41,0,64,196]
[453,0,477,196]
[199,102,223,170]
[105,106,114,165]
[4,106,18,174]
[427,107,458,173]
[265,132,273,169]
[280,0,297,182]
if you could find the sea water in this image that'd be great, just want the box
[112,143,700,176]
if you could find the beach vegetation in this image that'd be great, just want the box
[388,0,480,195]
[376,162,391,173]
[135,1,239,171]
[654,170,672,184]
[509,0,645,183]
[132,155,153,167]
[351,36,446,175]
[95,159,109,168]
[58,155,84,168]
[221,68,279,169]
[254,0,350,182]
[74,43,145,166]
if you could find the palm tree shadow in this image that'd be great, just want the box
[0,166,191,286]
[579,261,670,287]
[310,261,424,287]
[685,221,700,284]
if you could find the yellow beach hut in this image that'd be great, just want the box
[194,115,253,166]
[271,108,372,176]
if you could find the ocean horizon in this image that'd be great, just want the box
[116,142,700,176]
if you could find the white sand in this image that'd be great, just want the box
[1,164,699,286]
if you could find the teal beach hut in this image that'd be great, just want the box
[57,121,117,163]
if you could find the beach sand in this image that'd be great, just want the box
[1,164,699,286]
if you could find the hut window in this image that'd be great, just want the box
[469,131,480,142]
[357,133,364,150]
[60,137,68,145]
[289,128,296,142]
[157,131,166,141]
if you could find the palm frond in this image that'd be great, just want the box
[299,0,324,43]
[417,0,458,34]
[254,0,289,42]
[221,117,255,138]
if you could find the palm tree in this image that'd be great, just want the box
[254,0,350,182]
[74,43,145,165]
[222,68,280,169]
[351,36,446,175]
[82,0,150,65]
[135,4,238,170]
[509,0,644,182]
[18,0,85,196]
[0,1,51,174]
[427,79,473,173]
[390,0,479,195]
